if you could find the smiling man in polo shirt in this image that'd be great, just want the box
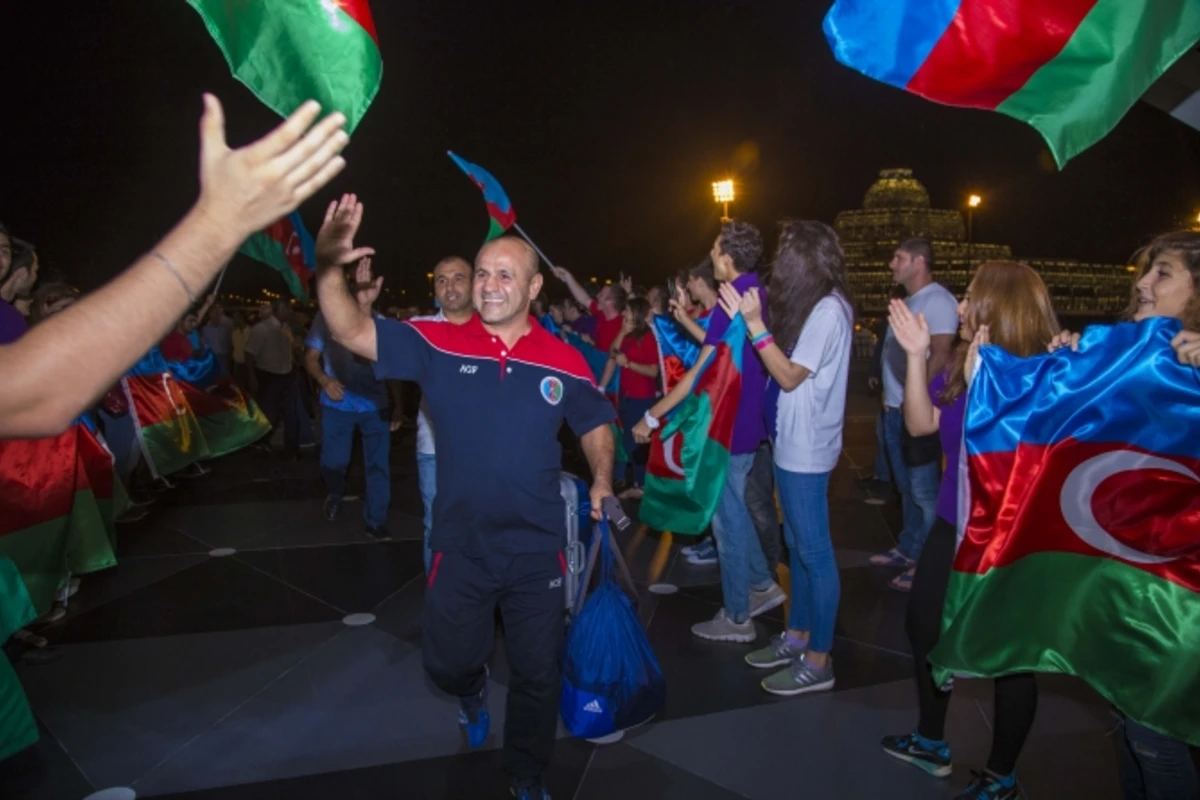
[314,194,614,800]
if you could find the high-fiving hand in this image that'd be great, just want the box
[196,96,348,240]
[316,193,376,270]
[353,256,383,307]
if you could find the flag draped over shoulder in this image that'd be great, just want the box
[0,419,121,615]
[639,314,741,535]
[187,0,382,133]
[239,212,316,302]
[822,0,1200,167]
[652,313,708,393]
[929,319,1200,745]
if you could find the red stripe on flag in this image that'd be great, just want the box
[907,0,1099,108]
[697,342,740,447]
[959,439,1200,593]
[0,429,79,536]
[484,201,517,229]
[338,0,379,44]
[125,375,184,427]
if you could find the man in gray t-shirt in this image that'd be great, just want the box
[869,238,958,590]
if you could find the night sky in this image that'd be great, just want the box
[5,1,1200,302]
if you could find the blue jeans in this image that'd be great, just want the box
[775,468,839,653]
[882,408,938,561]
[319,407,391,528]
[711,452,773,623]
[1114,712,1198,800]
[417,451,436,573]
[617,396,655,486]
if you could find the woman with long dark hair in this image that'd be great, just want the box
[718,219,854,695]
[880,261,1060,800]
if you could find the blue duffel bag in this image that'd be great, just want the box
[560,516,665,740]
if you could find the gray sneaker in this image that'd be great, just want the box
[761,655,835,696]
[691,608,756,643]
[745,632,804,669]
[749,583,787,618]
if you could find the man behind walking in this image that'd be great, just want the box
[305,257,402,540]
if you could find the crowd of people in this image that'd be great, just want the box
[0,95,1198,800]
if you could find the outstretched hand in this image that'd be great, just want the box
[888,298,931,357]
[316,193,376,270]
[196,95,348,239]
[353,257,383,307]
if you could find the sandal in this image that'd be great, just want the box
[889,567,916,592]
[869,547,913,567]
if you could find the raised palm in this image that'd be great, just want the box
[888,298,930,356]
[354,256,383,306]
[316,193,375,269]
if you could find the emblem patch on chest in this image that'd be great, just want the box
[540,376,564,405]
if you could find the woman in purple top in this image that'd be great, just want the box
[879,262,1061,800]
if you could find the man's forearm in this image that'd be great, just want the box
[580,425,615,490]
[563,274,592,309]
[1,207,240,438]
[315,266,375,359]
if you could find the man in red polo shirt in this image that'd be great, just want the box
[549,266,626,353]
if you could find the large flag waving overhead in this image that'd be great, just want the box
[639,315,743,535]
[823,0,1200,167]
[447,152,517,241]
[929,319,1200,745]
[239,212,316,301]
[187,0,382,132]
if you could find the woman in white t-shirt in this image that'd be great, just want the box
[718,219,854,697]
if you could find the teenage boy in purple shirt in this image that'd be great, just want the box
[634,220,785,642]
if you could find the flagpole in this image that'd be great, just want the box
[511,222,556,271]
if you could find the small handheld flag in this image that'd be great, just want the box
[823,0,1200,167]
[238,212,316,301]
[187,0,382,132]
[447,152,518,241]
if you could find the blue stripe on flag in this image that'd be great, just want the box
[822,0,963,88]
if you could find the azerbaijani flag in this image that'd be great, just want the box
[178,378,271,458]
[929,318,1200,745]
[122,374,212,479]
[239,212,316,301]
[0,554,38,761]
[639,315,743,535]
[187,0,382,133]
[652,312,709,394]
[447,152,517,241]
[823,0,1200,167]
[0,421,121,615]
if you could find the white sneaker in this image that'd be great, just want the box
[749,583,787,618]
[691,608,756,643]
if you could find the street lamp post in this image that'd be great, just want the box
[713,180,735,222]
[966,194,982,268]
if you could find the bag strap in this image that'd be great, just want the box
[570,515,640,617]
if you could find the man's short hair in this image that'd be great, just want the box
[688,258,716,291]
[434,255,473,274]
[898,237,934,272]
[719,220,764,274]
[478,236,538,277]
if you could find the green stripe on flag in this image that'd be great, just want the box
[197,406,271,459]
[140,417,211,478]
[929,551,1200,746]
[997,0,1200,167]
[638,392,729,535]
[186,0,383,133]
[239,231,309,301]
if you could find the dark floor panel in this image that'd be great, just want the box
[236,541,424,614]
[833,564,912,656]
[114,520,211,559]
[575,742,749,800]
[644,591,911,722]
[2,721,95,800]
[152,735,596,800]
[51,557,343,644]
[65,554,209,620]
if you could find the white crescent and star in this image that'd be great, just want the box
[661,432,686,478]
[1059,450,1197,565]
